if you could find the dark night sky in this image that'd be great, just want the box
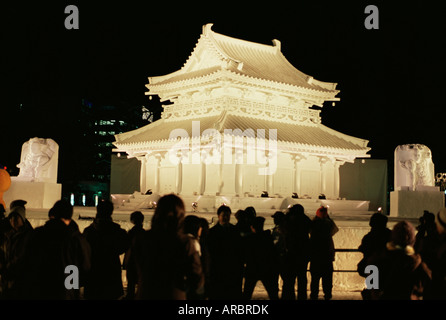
[1,1,446,184]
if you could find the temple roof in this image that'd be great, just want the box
[114,112,369,157]
[147,24,339,97]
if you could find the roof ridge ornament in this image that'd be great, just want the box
[307,76,314,85]
[202,23,214,36]
[271,39,281,52]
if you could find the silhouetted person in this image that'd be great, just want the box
[123,211,145,300]
[0,206,34,298]
[281,204,312,300]
[9,199,27,211]
[426,208,446,299]
[0,204,10,296]
[0,204,5,220]
[9,199,33,230]
[271,211,285,238]
[48,207,56,220]
[371,221,431,300]
[184,215,202,251]
[357,212,391,274]
[208,205,243,300]
[245,206,257,222]
[83,199,129,300]
[133,194,204,299]
[414,210,440,271]
[183,215,205,299]
[25,200,91,299]
[309,206,338,300]
[235,209,252,238]
[198,217,211,299]
[243,216,279,300]
[270,211,286,294]
[357,211,391,299]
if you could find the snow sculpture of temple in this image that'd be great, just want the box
[113,24,370,209]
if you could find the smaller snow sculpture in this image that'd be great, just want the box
[16,137,59,183]
[394,144,435,191]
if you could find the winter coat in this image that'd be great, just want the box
[282,212,312,263]
[357,227,391,277]
[373,243,431,300]
[426,235,446,299]
[309,217,338,264]
[244,230,278,277]
[0,219,34,298]
[83,218,129,300]
[25,219,91,300]
[133,229,204,300]
[123,225,145,283]
[207,223,244,299]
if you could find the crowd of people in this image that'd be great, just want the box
[1,194,446,300]
[357,209,446,300]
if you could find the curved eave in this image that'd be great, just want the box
[114,138,370,159]
[146,68,339,101]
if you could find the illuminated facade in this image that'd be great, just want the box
[114,24,370,200]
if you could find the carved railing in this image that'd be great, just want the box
[162,96,321,124]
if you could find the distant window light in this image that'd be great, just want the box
[119,120,125,126]
[97,142,113,147]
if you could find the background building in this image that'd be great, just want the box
[63,97,161,205]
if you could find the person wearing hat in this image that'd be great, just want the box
[9,199,27,211]
[8,199,33,230]
[0,204,34,298]
[427,208,446,299]
[271,211,285,249]
[414,211,439,272]
[357,212,392,274]
[309,206,338,300]
[23,199,91,299]
[371,220,431,300]
[357,211,392,299]
[271,211,285,231]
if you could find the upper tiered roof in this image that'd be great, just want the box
[146,24,339,101]
[115,24,369,160]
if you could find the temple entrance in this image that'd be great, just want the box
[300,170,320,198]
